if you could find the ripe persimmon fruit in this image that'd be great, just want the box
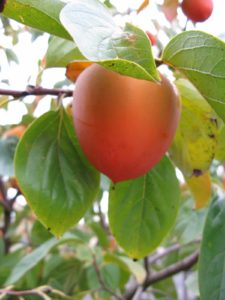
[73,64,180,182]
[3,125,26,139]
[181,0,213,22]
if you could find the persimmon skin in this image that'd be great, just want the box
[181,0,213,22]
[73,64,180,183]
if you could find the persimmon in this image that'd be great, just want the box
[73,64,180,183]
[3,125,26,139]
[146,31,157,46]
[181,0,213,22]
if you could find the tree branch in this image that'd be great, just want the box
[148,239,201,264]
[144,251,199,288]
[124,251,199,299]
[0,285,71,299]
[0,177,20,254]
[0,86,73,98]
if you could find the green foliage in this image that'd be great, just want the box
[0,136,18,176]
[5,233,81,285]
[199,195,225,300]
[46,36,85,68]
[163,30,225,121]
[0,1,225,299]
[14,109,100,236]
[60,0,160,81]
[1,0,70,39]
[109,156,180,258]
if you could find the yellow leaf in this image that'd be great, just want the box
[186,172,211,209]
[170,79,219,177]
[137,0,149,14]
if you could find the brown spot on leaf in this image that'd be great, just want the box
[192,169,203,177]
[0,0,6,12]
[210,118,218,127]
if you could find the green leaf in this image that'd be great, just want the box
[1,0,70,40]
[170,78,219,177]
[5,233,81,285]
[15,109,100,236]
[109,156,180,259]
[162,30,225,121]
[30,220,53,247]
[104,253,146,284]
[46,36,86,68]
[5,48,19,64]
[0,136,18,177]
[0,250,23,286]
[199,195,225,300]
[43,255,83,294]
[90,222,109,248]
[60,0,159,81]
[172,198,207,244]
[185,271,199,298]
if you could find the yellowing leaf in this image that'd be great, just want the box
[170,79,219,177]
[215,125,225,162]
[66,61,93,82]
[137,0,149,14]
[186,172,211,209]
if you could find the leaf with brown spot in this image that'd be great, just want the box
[66,61,93,82]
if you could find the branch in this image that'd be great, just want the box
[0,177,20,254]
[148,239,201,264]
[0,86,73,98]
[124,251,199,299]
[144,251,199,288]
[0,286,71,299]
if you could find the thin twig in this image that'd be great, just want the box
[92,254,123,300]
[0,177,20,254]
[143,256,151,284]
[0,86,73,98]
[149,239,201,264]
[0,177,11,253]
[0,286,71,299]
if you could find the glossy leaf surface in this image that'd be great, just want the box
[60,0,159,81]
[15,110,100,236]
[109,156,180,258]
[163,31,225,121]
[46,36,86,68]
[0,137,18,177]
[1,0,70,39]
[6,233,81,285]
[199,196,225,300]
